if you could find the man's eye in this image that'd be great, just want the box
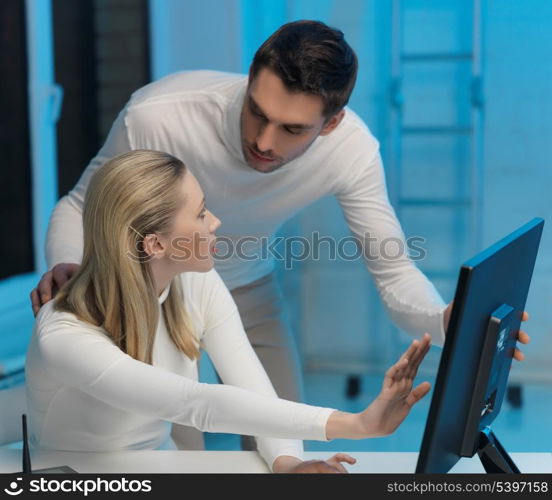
[250,105,265,119]
[286,128,302,136]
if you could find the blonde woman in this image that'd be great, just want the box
[25,150,432,473]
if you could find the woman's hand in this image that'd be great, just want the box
[272,453,357,473]
[359,333,432,437]
[325,334,432,440]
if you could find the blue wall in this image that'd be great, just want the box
[149,0,552,381]
[3,0,551,390]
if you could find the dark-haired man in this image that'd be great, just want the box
[31,20,529,471]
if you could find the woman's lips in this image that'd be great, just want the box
[210,239,218,255]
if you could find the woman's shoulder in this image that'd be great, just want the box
[177,268,235,321]
[177,268,226,296]
[35,300,110,341]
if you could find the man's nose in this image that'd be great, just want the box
[256,123,277,153]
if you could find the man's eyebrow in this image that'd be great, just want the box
[248,95,264,115]
[248,95,315,130]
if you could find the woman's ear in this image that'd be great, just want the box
[319,109,345,136]
[142,233,167,259]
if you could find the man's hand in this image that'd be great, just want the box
[515,311,530,362]
[272,453,356,473]
[359,334,432,437]
[443,302,530,362]
[30,263,81,317]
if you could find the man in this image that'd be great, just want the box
[31,20,529,454]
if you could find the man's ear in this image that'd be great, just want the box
[319,109,345,136]
[142,234,167,260]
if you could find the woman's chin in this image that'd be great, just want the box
[173,257,214,274]
[192,259,215,273]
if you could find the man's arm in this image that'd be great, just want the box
[46,108,132,268]
[335,148,447,346]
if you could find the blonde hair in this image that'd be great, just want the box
[54,149,200,362]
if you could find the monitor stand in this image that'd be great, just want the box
[477,427,520,473]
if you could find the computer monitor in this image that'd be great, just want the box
[416,217,544,473]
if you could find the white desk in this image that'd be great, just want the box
[1,450,551,474]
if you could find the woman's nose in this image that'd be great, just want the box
[209,211,221,232]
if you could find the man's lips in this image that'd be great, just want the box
[248,145,275,162]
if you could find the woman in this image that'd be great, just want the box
[25,150,432,473]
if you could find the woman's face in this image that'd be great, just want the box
[159,171,221,273]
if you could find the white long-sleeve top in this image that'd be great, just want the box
[25,269,335,470]
[45,70,446,343]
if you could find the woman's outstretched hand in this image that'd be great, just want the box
[359,333,432,437]
[325,334,432,440]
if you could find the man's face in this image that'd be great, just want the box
[240,67,342,173]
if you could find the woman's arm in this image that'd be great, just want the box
[35,317,334,443]
[196,270,432,471]
[197,269,310,470]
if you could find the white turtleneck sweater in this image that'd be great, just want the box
[45,70,446,341]
[25,269,335,471]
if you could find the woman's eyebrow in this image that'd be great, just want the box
[197,197,205,214]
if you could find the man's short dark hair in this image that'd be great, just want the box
[249,20,358,119]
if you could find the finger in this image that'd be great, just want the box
[392,340,420,378]
[328,453,357,466]
[405,381,431,408]
[30,289,41,317]
[402,334,431,378]
[37,271,54,304]
[385,357,409,384]
[405,334,432,375]
[517,331,530,345]
[521,311,529,322]
[385,340,416,379]
[405,341,431,380]
[326,461,348,473]
[52,265,70,289]
[310,462,342,474]
[513,348,525,362]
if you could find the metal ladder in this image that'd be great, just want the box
[346,1,485,399]
[384,1,485,394]
[389,0,484,269]
[382,1,520,409]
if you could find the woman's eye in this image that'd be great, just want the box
[199,210,207,219]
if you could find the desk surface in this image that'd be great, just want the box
[1,450,551,474]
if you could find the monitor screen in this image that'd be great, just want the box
[416,217,544,473]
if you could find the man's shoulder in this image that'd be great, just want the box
[322,106,380,158]
[341,107,375,138]
[127,70,247,109]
